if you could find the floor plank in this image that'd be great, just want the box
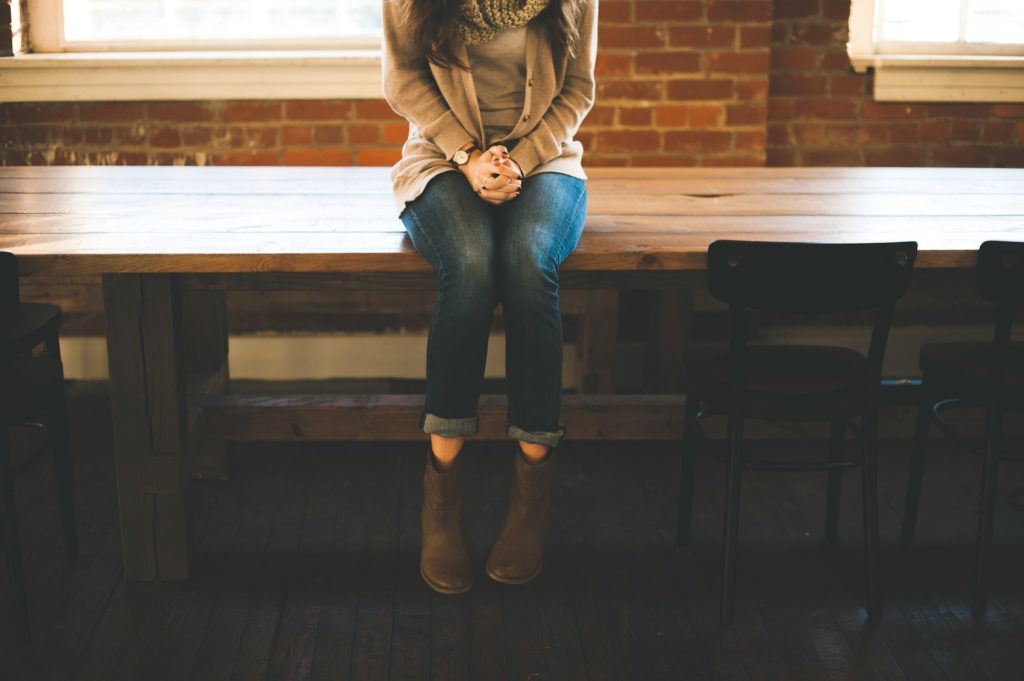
[2,392,1024,681]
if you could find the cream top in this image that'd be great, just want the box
[465,24,528,148]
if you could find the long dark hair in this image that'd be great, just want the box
[400,0,586,71]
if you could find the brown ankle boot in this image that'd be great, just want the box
[420,449,472,594]
[486,444,557,584]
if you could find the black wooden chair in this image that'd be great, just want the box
[900,240,1023,618]
[0,251,78,642]
[676,240,917,625]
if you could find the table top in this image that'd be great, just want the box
[2,165,1022,274]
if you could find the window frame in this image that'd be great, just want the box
[847,0,1024,102]
[0,0,385,102]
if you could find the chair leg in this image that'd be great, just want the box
[860,411,882,621]
[824,417,844,545]
[48,381,78,561]
[0,429,31,642]
[720,407,744,625]
[901,389,932,542]
[675,396,701,547]
[972,402,1003,619]
[44,333,63,364]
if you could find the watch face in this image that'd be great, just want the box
[454,149,469,164]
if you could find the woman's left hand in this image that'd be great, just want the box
[475,144,524,206]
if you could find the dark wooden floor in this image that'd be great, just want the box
[3,390,1024,681]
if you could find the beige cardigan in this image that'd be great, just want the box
[380,0,598,218]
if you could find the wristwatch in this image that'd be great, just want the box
[452,144,477,166]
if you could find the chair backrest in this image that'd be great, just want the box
[707,240,919,408]
[0,251,18,316]
[976,240,1024,305]
[974,241,1022,400]
[707,240,917,313]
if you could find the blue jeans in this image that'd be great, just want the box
[399,170,588,448]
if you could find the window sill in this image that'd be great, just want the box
[847,53,1024,102]
[0,49,385,102]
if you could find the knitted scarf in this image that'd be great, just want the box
[457,0,551,45]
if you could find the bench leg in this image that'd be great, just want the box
[103,273,192,580]
[184,288,231,480]
[575,289,618,394]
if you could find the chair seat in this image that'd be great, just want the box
[920,341,1024,400]
[0,356,63,426]
[684,344,867,417]
[0,303,62,355]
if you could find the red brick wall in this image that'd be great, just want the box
[1,1,772,167]
[1,0,1022,168]
[1,100,408,166]
[768,0,1024,166]
[584,0,772,166]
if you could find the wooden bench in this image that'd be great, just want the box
[3,165,1022,580]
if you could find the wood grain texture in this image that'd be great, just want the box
[195,393,686,441]
[3,166,1022,274]
[575,290,619,394]
[101,273,192,580]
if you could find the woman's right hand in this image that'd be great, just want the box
[459,144,523,206]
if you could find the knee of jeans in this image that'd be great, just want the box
[500,244,559,301]
[438,248,497,300]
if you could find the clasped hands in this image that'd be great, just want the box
[458,144,524,206]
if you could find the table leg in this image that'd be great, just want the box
[575,289,618,394]
[103,273,192,580]
[645,286,694,393]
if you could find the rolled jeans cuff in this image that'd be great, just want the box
[419,410,479,438]
[507,421,567,449]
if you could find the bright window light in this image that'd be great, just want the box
[881,0,961,42]
[881,0,1024,45]
[965,0,1024,44]
[61,0,381,43]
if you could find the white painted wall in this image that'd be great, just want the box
[57,333,583,386]
[53,325,999,387]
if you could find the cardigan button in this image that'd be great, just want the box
[522,113,530,121]
[528,78,534,86]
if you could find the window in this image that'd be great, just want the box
[33,0,381,51]
[1,0,385,101]
[874,0,1024,55]
[848,0,1024,101]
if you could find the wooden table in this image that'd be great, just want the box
[2,165,1022,580]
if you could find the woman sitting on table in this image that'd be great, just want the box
[381,0,598,594]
